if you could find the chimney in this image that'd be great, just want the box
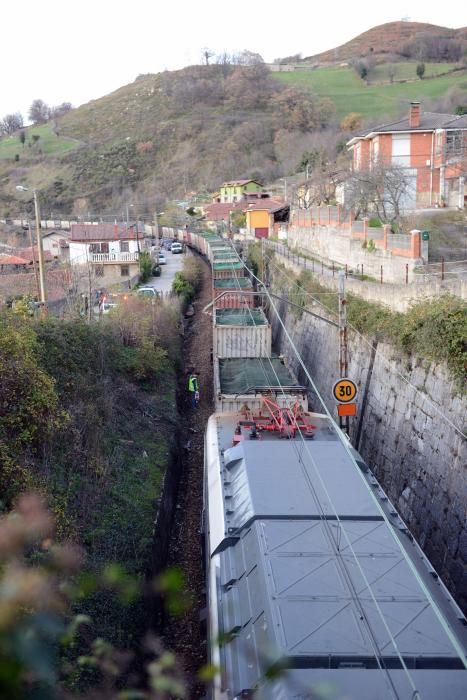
[409,102,421,129]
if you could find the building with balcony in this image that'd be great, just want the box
[69,224,141,283]
[215,180,265,203]
[347,102,467,209]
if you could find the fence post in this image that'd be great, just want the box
[380,265,383,284]
[405,264,408,285]
[345,263,348,278]
[332,262,335,277]
[321,261,324,275]
[361,264,364,280]
[441,257,445,281]
[383,224,390,251]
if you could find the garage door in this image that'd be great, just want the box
[254,228,268,239]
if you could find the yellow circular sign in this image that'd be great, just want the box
[333,378,358,403]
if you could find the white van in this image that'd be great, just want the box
[170,241,183,254]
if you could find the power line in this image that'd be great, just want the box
[264,251,467,441]
[231,240,467,674]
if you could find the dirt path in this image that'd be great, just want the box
[165,258,213,697]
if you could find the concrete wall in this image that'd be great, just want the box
[276,255,467,312]
[269,278,467,612]
[288,225,423,283]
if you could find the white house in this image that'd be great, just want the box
[70,224,141,283]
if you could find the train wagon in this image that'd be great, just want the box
[212,356,308,413]
[212,277,255,310]
[213,308,271,359]
[204,409,467,699]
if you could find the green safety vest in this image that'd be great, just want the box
[188,376,198,392]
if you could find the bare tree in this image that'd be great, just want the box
[0,112,23,135]
[49,102,72,119]
[28,99,50,124]
[201,48,214,65]
[343,162,413,224]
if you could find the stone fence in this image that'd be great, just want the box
[265,241,466,312]
[291,206,423,265]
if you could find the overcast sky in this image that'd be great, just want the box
[1,0,466,120]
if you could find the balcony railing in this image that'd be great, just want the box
[90,252,139,263]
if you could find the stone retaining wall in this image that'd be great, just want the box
[270,279,467,611]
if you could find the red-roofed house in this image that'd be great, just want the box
[347,102,467,209]
[0,254,29,272]
[69,224,141,283]
[244,198,290,238]
[17,247,54,265]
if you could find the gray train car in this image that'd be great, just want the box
[204,410,467,699]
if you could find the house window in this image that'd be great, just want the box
[95,266,104,277]
[446,131,463,157]
[89,242,109,254]
[120,265,130,277]
[120,241,129,252]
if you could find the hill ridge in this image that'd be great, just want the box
[303,21,467,64]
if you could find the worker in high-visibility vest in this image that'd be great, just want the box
[187,372,200,408]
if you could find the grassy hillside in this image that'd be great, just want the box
[0,64,337,217]
[303,21,467,64]
[0,54,466,220]
[274,64,467,120]
[0,123,81,160]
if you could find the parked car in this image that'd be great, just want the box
[137,286,160,298]
[171,242,183,254]
[102,301,118,314]
[158,252,167,265]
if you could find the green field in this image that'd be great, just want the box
[0,123,81,161]
[274,63,467,121]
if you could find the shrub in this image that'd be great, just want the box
[139,250,152,283]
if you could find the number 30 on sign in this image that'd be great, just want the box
[332,378,358,403]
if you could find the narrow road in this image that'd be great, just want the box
[165,257,213,697]
[146,249,186,293]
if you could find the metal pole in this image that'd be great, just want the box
[345,263,348,278]
[405,264,408,285]
[441,257,445,281]
[154,211,159,245]
[380,265,383,284]
[28,220,40,299]
[33,190,47,306]
[338,271,349,431]
[332,262,335,277]
[361,263,364,280]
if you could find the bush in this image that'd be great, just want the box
[139,250,152,283]
[172,257,202,305]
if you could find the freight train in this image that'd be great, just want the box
[178,228,467,699]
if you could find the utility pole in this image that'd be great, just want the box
[28,220,40,299]
[153,211,159,248]
[17,186,47,307]
[338,271,349,432]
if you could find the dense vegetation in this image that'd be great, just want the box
[0,299,184,696]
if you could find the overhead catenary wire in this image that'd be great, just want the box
[264,250,467,441]
[223,250,404,698]
[225,241,428,699]
[232,239,467,673]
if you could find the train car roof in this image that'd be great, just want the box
[206,413,467,698]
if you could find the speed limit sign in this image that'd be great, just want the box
[333,378,358,403]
